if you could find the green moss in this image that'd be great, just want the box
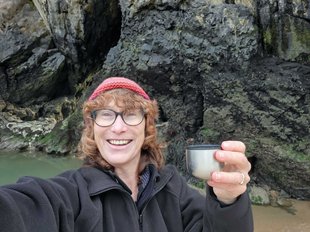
[270,169,288,184]
[256,137,309,162]
[244,139,260,157]
[200,127,220,141]
[194,180,206,189]
[36,129,67,150]
[263,28,272,47]
[250,195,264,205]
[280,144,310,162]
[35,110,83,154]
[289,16,310,47]
[262,23,279,55]
[75,73,94,96]
[282,16,310,60]
[264,15,310,61]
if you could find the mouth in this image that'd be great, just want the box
[107,139,132,146]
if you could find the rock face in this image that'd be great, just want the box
[200,59,310,199]
[0,0,61,105]
[258,0,310,63]
[32,0,122,88]
[0,0,121,105]
[0,0,309,199]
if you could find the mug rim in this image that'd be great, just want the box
[186,144,220,150]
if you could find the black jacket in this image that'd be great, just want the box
[0,165,253,231]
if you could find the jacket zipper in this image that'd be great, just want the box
[137,184,167,231]
[137,174,173,231]
[120,192,143,231]
[139,214,143,231]
[96,179,145,231]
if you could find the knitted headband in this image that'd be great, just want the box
[88,77,150,100]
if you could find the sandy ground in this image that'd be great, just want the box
[253,199,310,232]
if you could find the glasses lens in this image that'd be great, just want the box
[123,109,144,126]
[92,109,144,127]
[94,109,116,127]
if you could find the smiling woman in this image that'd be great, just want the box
[0,151,81,185]
[0,77,254,232]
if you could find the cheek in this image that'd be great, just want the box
[138,131,145,142]
[93,126,106,141]
[93,127,99,139]
[137,127,146,145]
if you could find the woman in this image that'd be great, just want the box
[0,77,253,231]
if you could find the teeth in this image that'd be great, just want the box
[109,140,130,145]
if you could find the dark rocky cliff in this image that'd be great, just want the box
[0,0,309,200]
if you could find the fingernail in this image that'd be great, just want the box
[217,151,224,159]
[214,172,221,181]
[221,141,228,149]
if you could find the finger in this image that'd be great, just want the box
[210,171,250,185]
[215,150,251,171]
[207,181,247,193]
[221,141,246,153]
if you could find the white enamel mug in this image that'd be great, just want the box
[186,144,224,180]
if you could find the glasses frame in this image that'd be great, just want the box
[90,108,145,127]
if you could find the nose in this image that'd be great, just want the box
[110,115,127,133]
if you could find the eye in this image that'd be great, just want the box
[124,110,139,117]
[97,110,114,118]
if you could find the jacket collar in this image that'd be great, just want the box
[77,167,120,196]
[77,165,174,196]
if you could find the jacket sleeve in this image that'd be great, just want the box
[203,186,254,232]
[176,168,253,232]
[0,174,80,232]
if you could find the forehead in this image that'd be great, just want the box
[105,100,126,110]
[99,92,144,110]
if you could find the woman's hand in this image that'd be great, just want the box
[207,141,251,204]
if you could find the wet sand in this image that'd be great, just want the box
[253,199,310,232]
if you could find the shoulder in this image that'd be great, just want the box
[158,164,183,186]
[155,165,204,207]
[10,167,99,191]
[159,164,179,176]
[157,164,194,196]
[7,168,83,193]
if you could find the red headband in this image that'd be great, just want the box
[88,77,150,100]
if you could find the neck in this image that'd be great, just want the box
[115,168,139,201]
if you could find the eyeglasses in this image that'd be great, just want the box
[91,109,145,127]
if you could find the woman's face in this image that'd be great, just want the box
[93,102,145,171]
